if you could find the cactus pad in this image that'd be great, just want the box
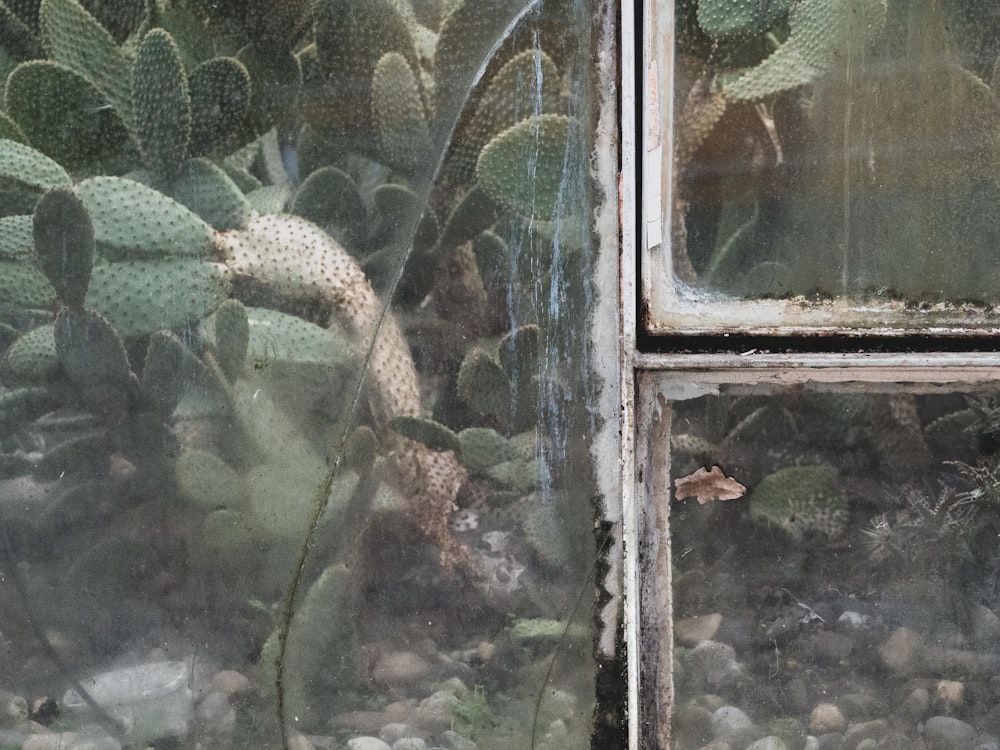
[176,447,247,511]
[85,258,230,338]
[724,0,888,101]
[188,56,252,157]
[457,346,511,420]
[4,60,130,171]
[1,324,58,385]
[0,138,72,194]
[458,426,510,471]
[372,51,431,173]
[0,215,32,260]
[476,114,575,221]
[0,260,57,310]
[391,414,461,453]
[33,186,94,309]
[170,158,252,232]
[76,176,216,259]
[697,0,793,38]
[211,298,249,382]
[54,307,133,410]
[39,0,135,132]
[134,28,191,179]
[749,464,848,540]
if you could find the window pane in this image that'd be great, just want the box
[643,368,1000,748]
[646,1,1000,332]
[0,2,614,748]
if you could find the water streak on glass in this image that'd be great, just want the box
[0,1,609,748]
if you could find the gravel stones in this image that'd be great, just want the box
[923,716,976,750]
[808,704,846,735]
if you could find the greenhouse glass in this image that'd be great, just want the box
[644,0,1000,333]
[0,2,621,749]
[633,362,1000,749]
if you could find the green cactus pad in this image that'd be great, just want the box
[499,324,540,384]
[0,139,72,194]
[452,48,561,182]
[212,298,249,382]
[176,447,247,511]
[279,562,359,720]
[0,386,59,427]
[434,0,527,126]
[457,426,509,471]
[391,414,461,453]
[311,0,418,143]
[724,0,888,101]
[487,456,539,492]
[200,509,256,558]
[344,425,378,473]
[245,458,332,540]
[0,1,44,61]
[457,346,511,420]
[476,114,575,221]
[0,215,32,260]
[204,306,354,372]
[245,184,291,214]
[749,464,848,540]
[372,51,431,173]
[142,330,206,416]
[134,28,191,179]
[34,429,111,479]
[0,111,28,144]
[470,228,509,288]
[522,496,575,570]
[236,43,302,137]
[85,259,230,338]
[170,158,251,232]
[289,166,367,250]
[76,176,216,260]
[362,182,439,299]
[508,430,537,462]
[33,187,94,309]
[696,0,793,38]
[0,260,57,310]
[79,0,145,43]
[38,0,135,132]
[1,324,58,385]
[436,187,501,256]
[188,56,252,157]
[4,60,130,171]
[54,307,133,409]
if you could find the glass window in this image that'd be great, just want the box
[0,2,621,749]
[634,359,1000,749]
[629,1,1000,747]
[643,0,1000,334]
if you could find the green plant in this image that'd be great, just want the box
[0,0,598,744]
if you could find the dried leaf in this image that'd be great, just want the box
[675,465,747,504]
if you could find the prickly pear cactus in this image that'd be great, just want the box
[0,0,603,747]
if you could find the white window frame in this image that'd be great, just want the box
[618,3,1000,748]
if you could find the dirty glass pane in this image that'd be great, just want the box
[667,381,1000,749]
[0,2,613,749]
[656,1,1000,330]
